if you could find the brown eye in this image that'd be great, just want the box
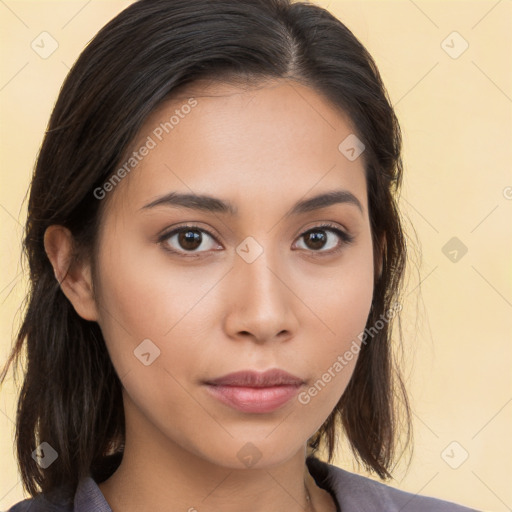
[159,225,221,255]
[177,229,202,250]
[295,224,354,254]
[303,230,329,250]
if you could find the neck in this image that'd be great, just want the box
[97,393,334,512]
[99,446,319,512]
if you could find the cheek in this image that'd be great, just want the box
[94,229,205,336]
[329,249,374,344]
[289,235,374,420]
[307,240,373,378]
[92,241,206,429]
[92,232,181,372]
[306,233,374,345]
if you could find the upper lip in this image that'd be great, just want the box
[204,369,305,388]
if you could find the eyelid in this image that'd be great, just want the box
[299,221,353,241]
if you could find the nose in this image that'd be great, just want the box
[223,246,299,344]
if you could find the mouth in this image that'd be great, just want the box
[203,369,305,414]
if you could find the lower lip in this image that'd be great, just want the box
[204,384,301,413]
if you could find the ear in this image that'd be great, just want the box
[44,225,99,322]
[375,234,387,281]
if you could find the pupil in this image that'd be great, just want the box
[179,229,201,250]
[306,230,326,250]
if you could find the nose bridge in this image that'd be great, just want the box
[224,238,297,342]
[239,245,280,301]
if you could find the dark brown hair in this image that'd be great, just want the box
[1,0,410,498]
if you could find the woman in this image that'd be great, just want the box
[1,0,478,510]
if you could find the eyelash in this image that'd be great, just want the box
[157,222,355,258]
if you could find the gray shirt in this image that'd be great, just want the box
[5,456,479,511]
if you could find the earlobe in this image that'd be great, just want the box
[43,225,99,322]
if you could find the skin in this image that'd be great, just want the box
[45,79,376,512]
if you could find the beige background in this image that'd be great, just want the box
[1,1,511,511]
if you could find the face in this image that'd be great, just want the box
[91,79,374,469]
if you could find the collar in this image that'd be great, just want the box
[73,456,341,512]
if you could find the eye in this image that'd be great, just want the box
[158,222,354,257]
[294,223,354,254]
[158,225,221,256]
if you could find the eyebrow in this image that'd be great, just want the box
[141,189,363,216]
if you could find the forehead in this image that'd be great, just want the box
[105,78,368,216]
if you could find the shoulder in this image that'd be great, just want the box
[4,480,82,512]
[5,477,112,512]
[5,454,121,512]
[5,496,71,512]
[307,456,480,512]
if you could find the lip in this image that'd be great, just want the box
[203,369,305,413]
[205,369,304,387]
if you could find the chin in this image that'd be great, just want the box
[194,436,304,471]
